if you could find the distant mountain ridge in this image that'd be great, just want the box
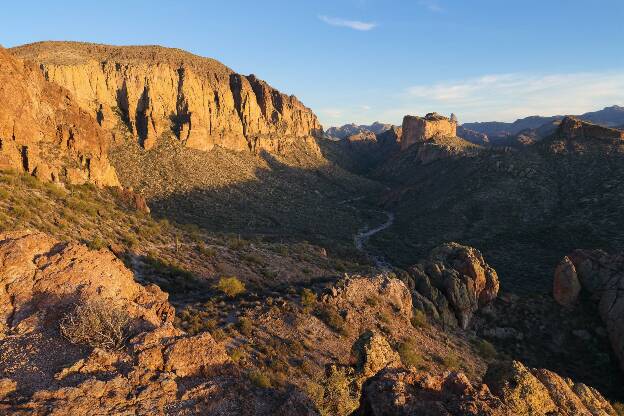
[462,105,624,137]
[325,122,394,139]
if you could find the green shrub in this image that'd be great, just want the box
[300,288,317,310]
[229,347,246,363]
[236,317,253,336]
[474,339,497,360]
[410,309,429,329]
[215,276,246,298]
[317,306,348,336]
[439,351,461,370]
[249,370,272,388]
[398,339,422,368]
[87,236,108,250]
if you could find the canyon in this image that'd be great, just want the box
[1,40,624,415]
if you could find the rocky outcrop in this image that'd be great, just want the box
[0,230,171,334]
[357,368,511,416]
[0,46,118,186]
[0,230,318,415]
[400,112,457,150]
[458,125,490,145]
[357,361,617,416]
[323,274,414,324]
[405,243,499,329]
[10,42,323,154]
[557,116,624,141]
[553,249,624,372]
[484,361,616,416]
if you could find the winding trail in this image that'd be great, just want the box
[354,210,395,271]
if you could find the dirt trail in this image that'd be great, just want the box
[354,210,394,270]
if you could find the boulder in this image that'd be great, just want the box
[351,330,400,378]
[553,256,582,306]
[406,243,499,329]
[554,249,624,372]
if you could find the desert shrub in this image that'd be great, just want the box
[197,242,216,257]
[365,295,379,307]
[438,351,461,370]
[59,299,131,351]
[612,402,624,416]
[249,370,272,388]
[317,305,348,336]
[311,366,359,416]
[243,253,264,265]
[0,188,9,199]
[44,182,67,199]
[226,236,249,250]
[410,309,429,329]
[300,288,317,311]
[216,276,246,298]
[229,347,247,363]
[398,338,422,368]
[20,173,40,188]
[87,236,108,250]
[236,317,253,336]
[474,339,497,360]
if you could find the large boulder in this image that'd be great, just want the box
[406,243,500,329]
[553,256,582,306]
[553,249,624,372]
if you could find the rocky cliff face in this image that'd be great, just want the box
[10,42,323,154]
[400,112,457,150]
[0,46,118,186]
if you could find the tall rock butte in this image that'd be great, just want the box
[10,42,323,153]
[0,45,118,186]
[400,112,457,150]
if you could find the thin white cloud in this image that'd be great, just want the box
[403,71,624,122]
[418,0,444,12]
[318,15,377,31]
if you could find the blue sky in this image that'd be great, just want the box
[2,0,623,127]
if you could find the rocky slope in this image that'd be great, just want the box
[325,122,393,140]
[10,41,322,153]
[0,46,118,186]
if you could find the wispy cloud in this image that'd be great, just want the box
[418,0,444,12]
[318,15,377,31]
[403,71,624,122]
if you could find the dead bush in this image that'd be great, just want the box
[59,299,131,351]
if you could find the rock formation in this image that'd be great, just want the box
[357,361,617,416]
[0,230,317,415]
[10,42,323,154]
[400,112,457,150]
[405,243,500,329]
[556,116,624,141]
[0,46,118,186]
[553,249,624,372]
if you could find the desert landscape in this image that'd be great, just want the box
[1,2,624,415]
